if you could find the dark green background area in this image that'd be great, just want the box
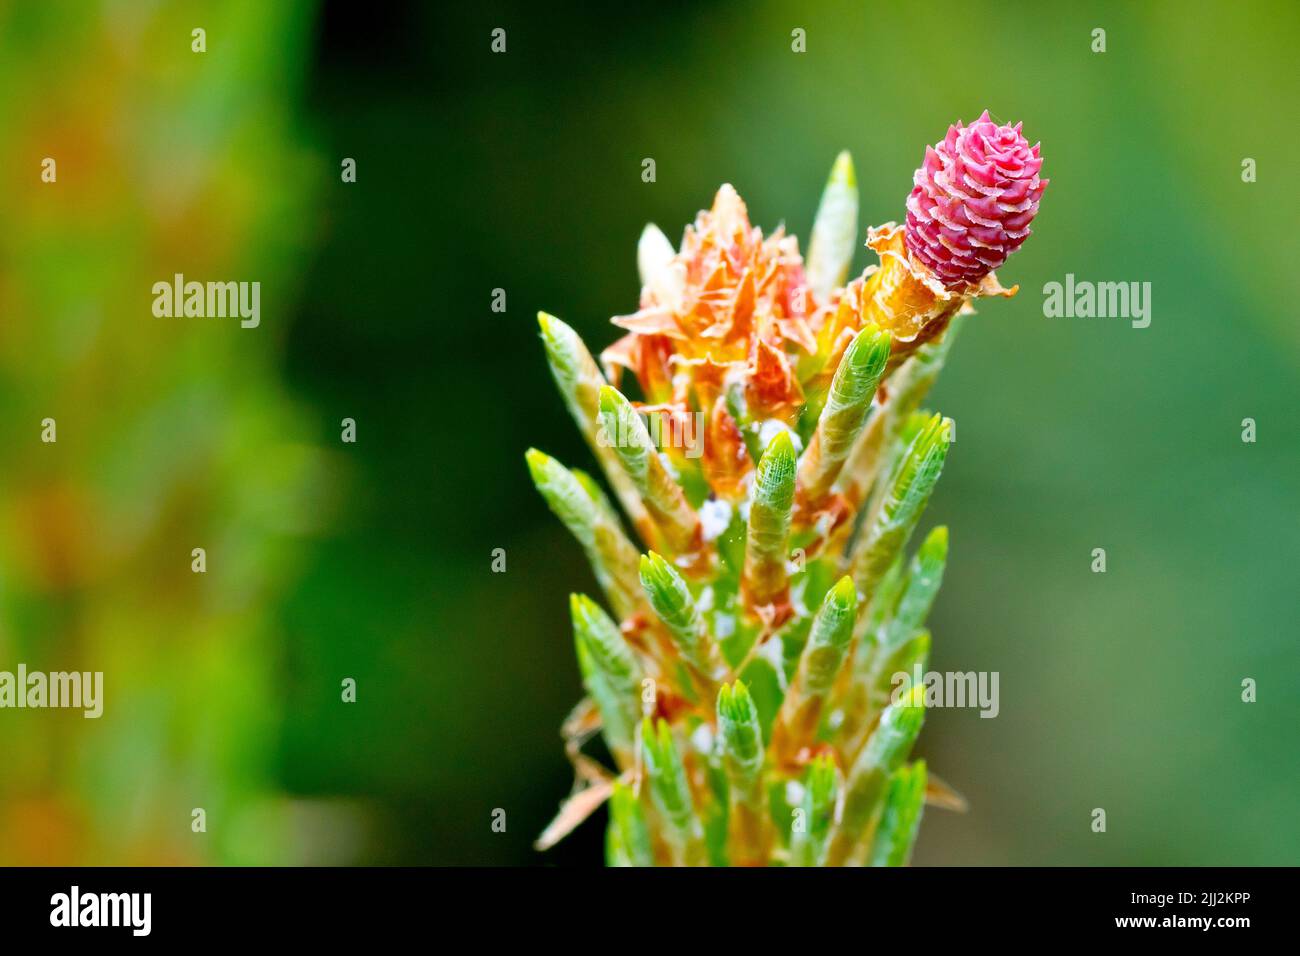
[2,0,1296,865]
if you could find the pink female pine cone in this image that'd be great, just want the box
[848,110,1045,363]
[904,110,1047,289]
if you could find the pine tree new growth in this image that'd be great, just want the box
[529,114,1046,865]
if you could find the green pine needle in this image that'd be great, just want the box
[598,385,699,553]
[878,525,948,659]
[607,780,654,867]
[825,682,926,865]
[868,760,928,867]
[639,551,723,685]
[743,429,797,606]
[717,681,764,785]
[770,576,857,763]
[851,412,951,622]
[799,327,892,503]
[806,150,859,298]
[799,575,858,696]
[872,629,932,715]
[790,754,840,866]
[716,681,770,864]
[570,594,641,764]
[538,313,651,534]
[640,717,706,865]
[527,449,642,618]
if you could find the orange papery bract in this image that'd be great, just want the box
[701,398,753,501]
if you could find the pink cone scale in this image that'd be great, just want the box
[904,110,1047,289]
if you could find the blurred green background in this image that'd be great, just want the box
[0,0,1296,865]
